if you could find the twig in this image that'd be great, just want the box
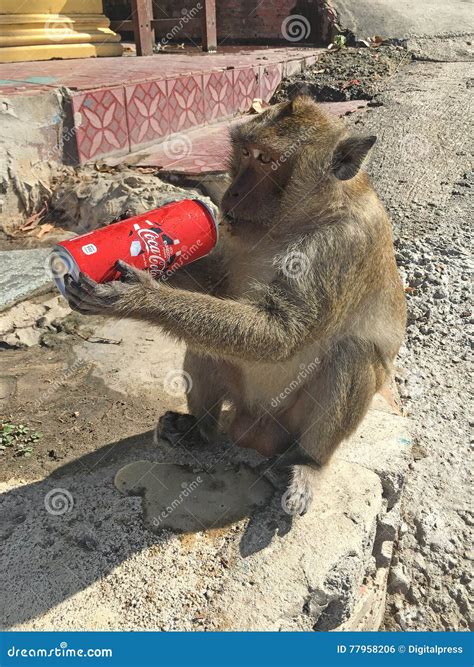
[74,331,122,345]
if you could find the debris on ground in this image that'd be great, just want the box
[271,45,412,103]
[0,295,71,349]
[49,166,218,234]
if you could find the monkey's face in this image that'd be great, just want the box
[221,96,377,236]
[221,96,340,232]
[221,139,292,231]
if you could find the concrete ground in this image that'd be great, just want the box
[330,0,474,40]
[340,43,472,630]
[0,313,410,631]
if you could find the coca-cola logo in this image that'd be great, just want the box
[137,228,168,275]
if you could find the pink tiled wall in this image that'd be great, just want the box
[67,62,287,164]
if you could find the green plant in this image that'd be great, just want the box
[333,34,347,48]
[0,419,42,458]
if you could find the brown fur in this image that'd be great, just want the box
[64,96,406,515]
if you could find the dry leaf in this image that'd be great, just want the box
[135,166,159,174]
[18,205,47,233]
[248,98,269,114]
[36,223,55,239]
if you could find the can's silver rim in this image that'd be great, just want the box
[192,198,219,242]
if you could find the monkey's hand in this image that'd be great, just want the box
[64,261,153,315]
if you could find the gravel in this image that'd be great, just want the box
[271,45,412,103]
[386,184,472,630]
[274,45,472,631]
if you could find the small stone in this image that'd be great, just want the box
[378,540,393,567]
[399,522,409,536]
[3,327,43,348]
[0,301,46,336]
[388,565,411,595]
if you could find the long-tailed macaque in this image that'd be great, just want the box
[64,96,406,515]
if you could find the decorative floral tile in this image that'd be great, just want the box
[202,70,235,121]
[72,87,129,163]
[259,63,282,102]
[125,80,169,151]
[166,75,205,134]
[232,67,260,113]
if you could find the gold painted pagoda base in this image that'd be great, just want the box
[0,2,123,62]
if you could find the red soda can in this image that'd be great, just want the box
[49,199,218,296]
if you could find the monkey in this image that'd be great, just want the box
[64,95,406,516]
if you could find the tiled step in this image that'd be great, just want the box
[108,101,370,176]
[0,47,324,165]
[54,48,322,164]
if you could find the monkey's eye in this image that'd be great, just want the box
[258,153,273,164]
[242,148,250,158]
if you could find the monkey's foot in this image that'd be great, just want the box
[281,467,314,516]
[154,411,206,448]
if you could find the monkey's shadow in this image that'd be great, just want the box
[0,429,294,629]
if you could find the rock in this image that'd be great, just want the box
[0,301,46,335]
[338,405,411,510]
[51,167,218,235]
[37,296,70,328]
[3,327,43,348]
[0,249,53,311]
[0,448,389,630]
[378,541,394,568]
[388,565,411,595]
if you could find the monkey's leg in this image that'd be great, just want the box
[156,350,225,447]
[279,338,387,516]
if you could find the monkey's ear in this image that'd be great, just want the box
[332,135,377,180]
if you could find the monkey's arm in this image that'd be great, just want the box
[64,268,314,362]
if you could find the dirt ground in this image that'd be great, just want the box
[271,44,412,103]
[0,308,184,483]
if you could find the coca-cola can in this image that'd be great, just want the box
[49,199,218,296]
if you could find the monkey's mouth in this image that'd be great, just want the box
[222,211,237,225]
[222,212,253,227]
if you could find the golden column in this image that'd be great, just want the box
[0,0,123,62]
